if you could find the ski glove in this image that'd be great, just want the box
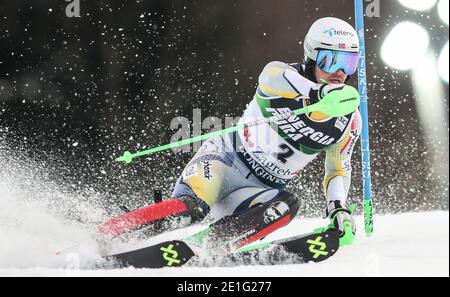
[309,83,346,104]
[322,200,356,246]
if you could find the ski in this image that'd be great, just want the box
[107,240,196,268]
[105,228,339,268]
[229,229,339,264]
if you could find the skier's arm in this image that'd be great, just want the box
[323,110,362,205]
[258,61,316,98]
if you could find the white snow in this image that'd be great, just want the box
[0,210,448,277]
[0,142,448,276]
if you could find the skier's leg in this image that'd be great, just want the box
[98,195,209,238]
[99,139,236,238]
[205,189,300,251]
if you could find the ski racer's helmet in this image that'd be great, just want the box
[303,17,360,81]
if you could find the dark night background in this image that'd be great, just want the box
[0,0,448,219]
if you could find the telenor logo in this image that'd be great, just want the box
[324,28,355,37]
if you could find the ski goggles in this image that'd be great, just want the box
[316,49,360,75]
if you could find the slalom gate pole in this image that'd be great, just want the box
[354,0,374,235]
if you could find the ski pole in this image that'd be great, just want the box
[116,85,360,164]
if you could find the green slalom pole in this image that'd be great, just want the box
[116,85,360,164]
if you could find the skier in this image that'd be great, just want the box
[100,17,362,251]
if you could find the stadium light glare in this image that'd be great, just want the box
[398,0,438,11]
[438,42,449,83]
[381,22,430,71]
[412,53,448,196]
[438,0,449,25]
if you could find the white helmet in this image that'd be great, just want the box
[304,17,359,63]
